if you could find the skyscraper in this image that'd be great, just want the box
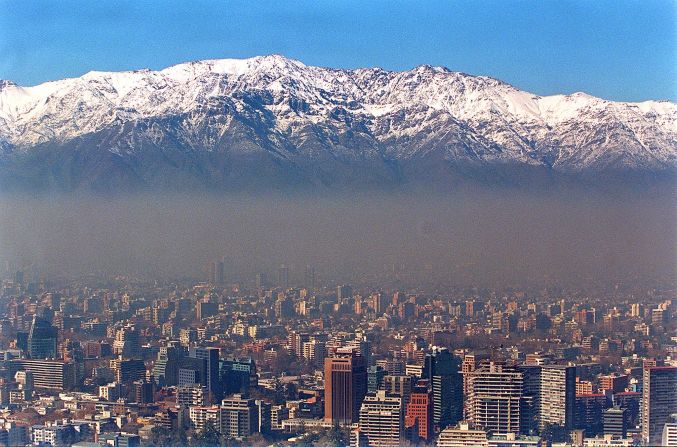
[190,347,221,400]
[27,315,57,359]
[277,265,289,289]
[324,348,367,424]
[405,381,433,442]
[304,265,316,291]
[357,390,404,447]
[539,365,576,433]
[642,366,677,445]
[423,346,462,429]
[467,362,523,434]
[113,326,140,359]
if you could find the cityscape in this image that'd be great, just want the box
[0,262,672,446]
[0,1,675,446]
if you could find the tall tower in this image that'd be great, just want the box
[324,348,367,424]
[357,390,404,447]
[467,362,523,434]
[27,315,58,359]
[642,366,677,445]
[423,346,463,429]
[539,365,576,432]
[277,265,289,289]
[304,265,316,291]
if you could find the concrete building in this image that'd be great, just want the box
[357,391,404,447]
[324,348,367,424]
[641,366,677,445]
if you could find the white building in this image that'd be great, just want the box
[357,391,403,447]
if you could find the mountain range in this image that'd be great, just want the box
[0,55,675,191]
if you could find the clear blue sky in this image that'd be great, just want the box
[0,0,675,102]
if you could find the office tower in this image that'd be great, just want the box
[190,347,221,400]
[405,382,433,442]
[357,390,404,447]
[255,272,267,289]
[467,362,523,434]
[423,346,463,429]
[27,315,57,359]
[302,338,326,367]
[304,265,316,291]
[517,364,541,434]
[574,393,606,436]
[603,407,627,438]
[152,343,184,387]
[367,365,386,393]
[113,326,140,359]
[111,358,146,384]
[324,348,367,424]
[277,265,289,289]
[539,365,575,432]
[9,359,75,391]
[437,422,489,447]
[372,292,389,314]
[337,285,353,301]
[274,296,294,319]
[642,366,677,445]
[346,336,372,367]
[221,357,257,396]
[133,379,155,404]
[217,260,225,285]
[221,394,259,439]
[382,375,414,408]
[177,356,208,387]
[197,301,218,320]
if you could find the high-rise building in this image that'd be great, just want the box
[190,347,221,400]
[642,366,677,445]
[133,379,155,404]
[324,348,367,424]
[9,359,75,391]
[367,365,386,393]
[221,394,259,439]
[357,390,404,447]
[603,407,627,438]
[113,326,140,359]
[405,382,433,442]
[152,343,184,387]
[467,362,523,434]
[423,346,463,429]
[539,365,575,432]
[221,357,257,396]
[27,315,57,359]
[111,357,146,384]
[382,375,414,408]
[277,265,289,289]
[304,265,316,291]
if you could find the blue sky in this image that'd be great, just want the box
[0,0,675,102]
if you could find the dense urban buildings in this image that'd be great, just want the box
[0,266,672,446]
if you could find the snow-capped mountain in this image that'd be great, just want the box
[0,55,674,190]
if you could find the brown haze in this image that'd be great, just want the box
[0,186,674,287]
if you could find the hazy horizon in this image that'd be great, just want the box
[1,185,674,289]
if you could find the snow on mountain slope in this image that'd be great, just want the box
[0,54,675,174]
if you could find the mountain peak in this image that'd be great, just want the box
[0,55,674,191]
